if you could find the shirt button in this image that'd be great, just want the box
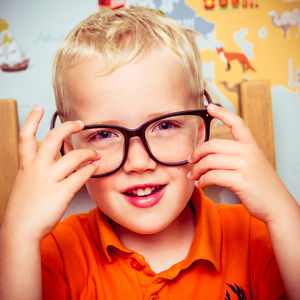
[149,295,159,300]
[130,258,143,270]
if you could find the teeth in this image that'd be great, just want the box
[131,187,156,196]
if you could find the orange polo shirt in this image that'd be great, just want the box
[40,188,286,299]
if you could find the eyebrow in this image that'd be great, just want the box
[84,111,172,126]
[147,111,171,119]
[88,120,121,126]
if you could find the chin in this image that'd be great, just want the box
[122,216,176,235]
[130,225,167,235]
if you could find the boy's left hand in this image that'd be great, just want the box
[188,104,293,224]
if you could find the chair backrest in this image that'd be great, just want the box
[207,80,276,204]
[0,99,19,224]
[210,80,276,168]
[240,80,276,168]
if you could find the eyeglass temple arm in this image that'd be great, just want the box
[203,89,222,108]
[50,111,66,156]
[204,89,212,105]
[50,111,59,130]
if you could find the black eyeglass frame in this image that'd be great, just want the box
[50,90,214,178]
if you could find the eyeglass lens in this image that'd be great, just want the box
[70,114,206,177]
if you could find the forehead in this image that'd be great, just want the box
[64,48,196,126]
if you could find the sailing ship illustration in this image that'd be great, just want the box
[0,18,29,72]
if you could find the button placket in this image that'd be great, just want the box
[130,258,143,271]
[149,294,159,300]
[145,276,169,300]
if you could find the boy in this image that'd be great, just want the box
[0,6,300,300]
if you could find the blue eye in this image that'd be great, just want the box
[154,121,177,131]
[90,130,118,141]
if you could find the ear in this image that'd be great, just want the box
[197,121,206,143]
[61,138,74,155]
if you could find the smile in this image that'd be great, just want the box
[125,186,163,197]
[123,184,166,208]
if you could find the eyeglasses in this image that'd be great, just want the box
[50,90,214,178]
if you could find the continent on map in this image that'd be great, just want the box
[161,0,215,37]
[126,0,215,38]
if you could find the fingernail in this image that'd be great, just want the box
[187,154,192,162]
[95,150,101,158]
[75,120,84,126]
[208,103,217,110]
[33,105,42,111]
[187,171,192,178]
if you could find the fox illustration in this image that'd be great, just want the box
[216,47,256,72]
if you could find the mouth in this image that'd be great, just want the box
[124,185,164,197]
[122,184,166,208]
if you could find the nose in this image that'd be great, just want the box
[123,137,157,174]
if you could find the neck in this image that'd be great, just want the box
[111,202,196,273]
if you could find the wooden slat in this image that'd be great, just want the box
[210,125,233,140]
[0,99,19,224]
[240,80,276,168]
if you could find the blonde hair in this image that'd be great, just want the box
[52,6,204,120]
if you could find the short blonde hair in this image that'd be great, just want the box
[52,6,204,120]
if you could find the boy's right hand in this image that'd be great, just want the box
[1,105,100,243]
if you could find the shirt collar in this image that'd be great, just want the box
[89,208,133,262]
[187,188,221,271]
[89,187,221,269]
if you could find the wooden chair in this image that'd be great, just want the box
[239,80,276,168]
[211,80,276,168]
[0,99,19,224]
[207,80,276,204]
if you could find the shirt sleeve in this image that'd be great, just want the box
[249,217,287,299]
[40,233,69,300]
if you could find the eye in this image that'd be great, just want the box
[89,130,118,141]
[153,121,178,131]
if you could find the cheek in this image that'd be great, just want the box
[172,165,193,178]
[168,165,195,192]
[85,177,113,207]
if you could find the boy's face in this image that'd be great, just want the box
[64,47,199,234]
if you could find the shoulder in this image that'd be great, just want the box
[197,192,285,297]
[205,198,272,254]
[54,210,92,234]
[41,208,98,254]
[215,201,268,237]
[215,202,251,233]
[216,202,249,220]
[195,189,269,242]
[213,200,277,272]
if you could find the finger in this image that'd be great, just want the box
[189,138,245,163]
[207,104,255,143]
[62,161,99,196]
[196,169,241,190]
[19,105,44,167]
[38,120,84,163]
[188,153,239,180]
[54,148,101,181]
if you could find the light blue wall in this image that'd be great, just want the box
[1,0,299,203]
[0,0,97,140]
